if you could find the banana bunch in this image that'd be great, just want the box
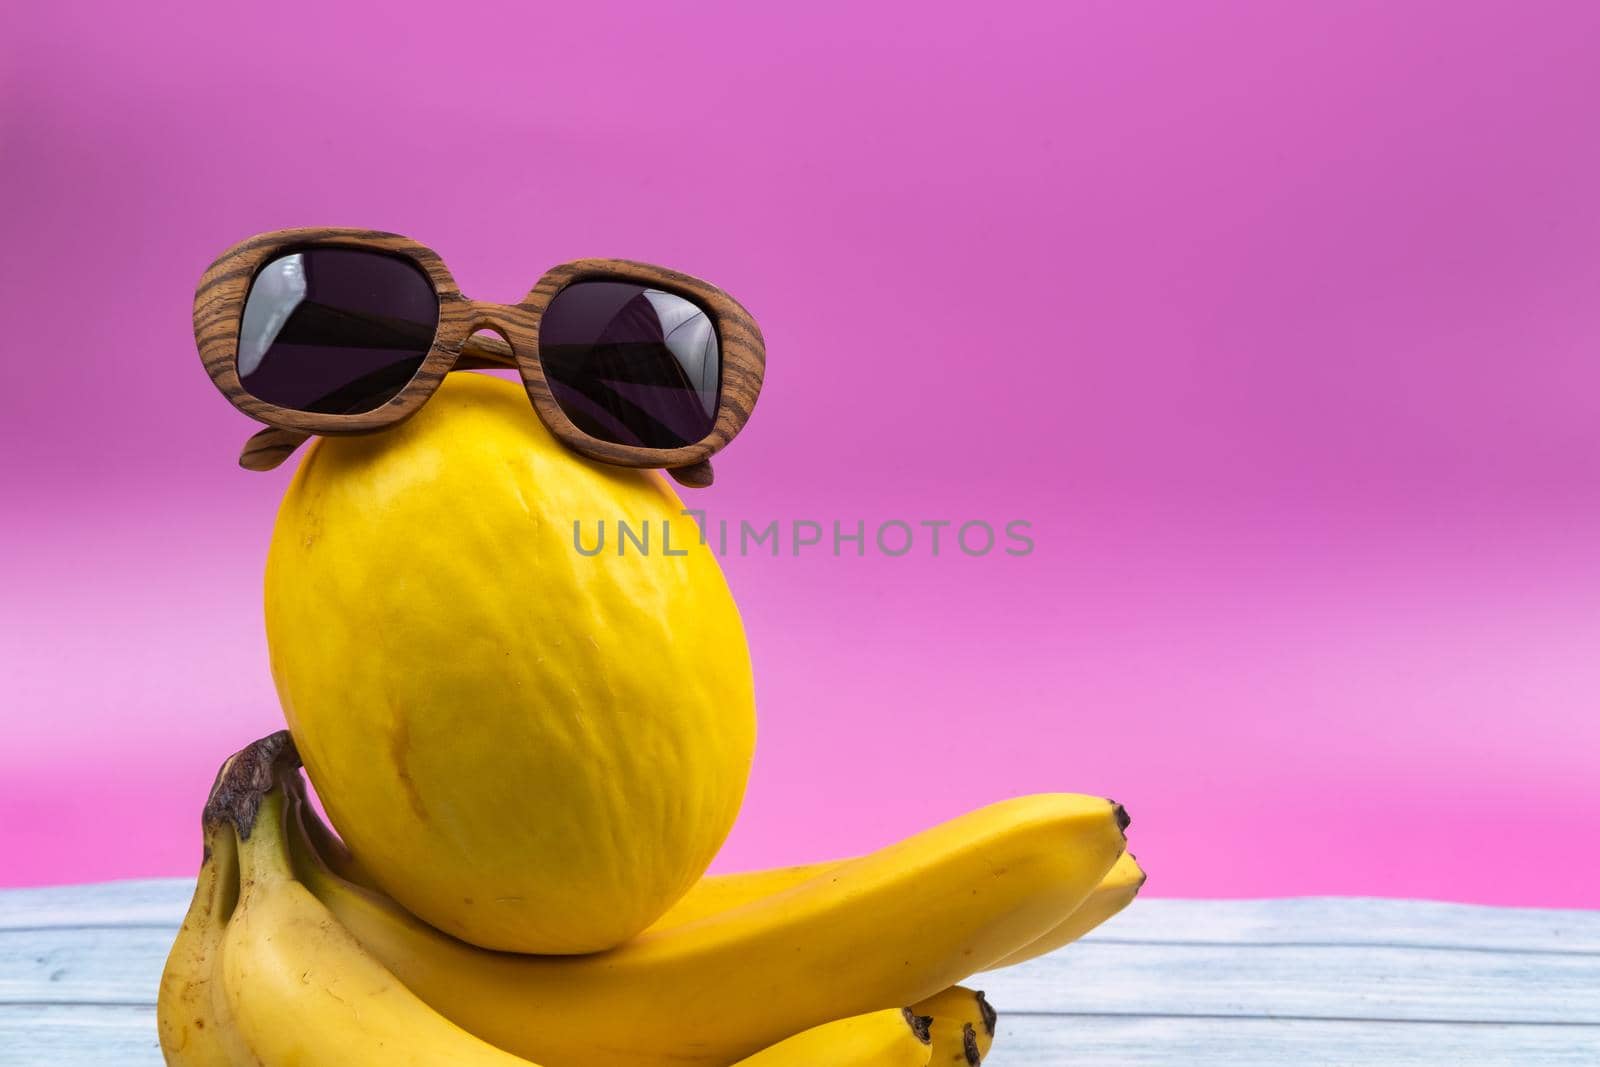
[159,734,1143,1066]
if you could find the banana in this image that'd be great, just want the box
[655,848,1145,968]
[156,791,237,1066]
[162,806,940,1067]
[157,753,262,1067]
[218,778,546,1065]
[987,849,1145,968]
[280,741,1126,1066]
[158,757,955,1067]
[733,1009,933,1066]
[652,861,835,929]
[158,738,541,1067]
[161,735,1116,1066]
[910,986,996,1065]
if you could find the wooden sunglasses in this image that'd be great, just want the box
[194,228,766,488]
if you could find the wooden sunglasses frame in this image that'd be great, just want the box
[194,227,766,488]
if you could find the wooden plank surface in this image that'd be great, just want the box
[1,880,1597,1065]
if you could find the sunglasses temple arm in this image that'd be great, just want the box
[240,426,311,471]
[668,460,714,488]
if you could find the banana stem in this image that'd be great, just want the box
[202,730,301,840]
[203,731,302,889]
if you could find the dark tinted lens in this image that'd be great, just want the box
[237,249,439,414]
[539,281,720,449]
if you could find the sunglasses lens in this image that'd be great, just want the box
[237,249,439,414]
[539,281,719,449]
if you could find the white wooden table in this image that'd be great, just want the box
[2,881,1596,1065]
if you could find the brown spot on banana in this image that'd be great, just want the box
[961,1022,980,1065]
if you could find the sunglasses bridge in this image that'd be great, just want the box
[452,301,534,369]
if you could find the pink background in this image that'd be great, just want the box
[3,2,1599,905]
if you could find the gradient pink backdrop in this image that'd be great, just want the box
[3,1,1599,905]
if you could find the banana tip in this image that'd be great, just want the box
[901,1008,933,1044]
[1110,800,1131,832]
[975,989,997,1036]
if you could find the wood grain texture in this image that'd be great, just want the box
[196,228,765,480]
[3,885,1597,1065]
